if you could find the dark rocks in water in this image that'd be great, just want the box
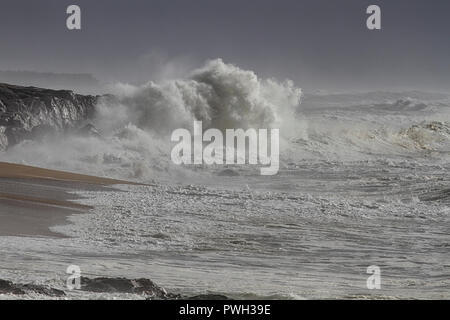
[80,277,171,298]
[217,168,240,176]
[0,83,99,150]
[0,279,65,297]
[79,277,233,300]
[0,277,232,300]
[1,277,170,298]
[19,284,66,297]
[0,279,24,295]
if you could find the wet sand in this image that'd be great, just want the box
[0,162,132,185]
[0,162,133,238]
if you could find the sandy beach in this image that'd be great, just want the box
[0,162,131,237]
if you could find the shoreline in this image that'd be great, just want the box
[0,161,134,238]
[0,161,137,185]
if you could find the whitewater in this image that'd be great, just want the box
[0,59,449,299]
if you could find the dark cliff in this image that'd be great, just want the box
[0,71,100,94]
[0,83,99,150]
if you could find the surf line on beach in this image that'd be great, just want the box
[171,121,279,175]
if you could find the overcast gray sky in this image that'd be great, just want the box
[0,0,449,91]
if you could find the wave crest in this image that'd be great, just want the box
[100,59,302,134]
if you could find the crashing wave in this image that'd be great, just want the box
[399,121,450,150]
[2,59,450,180]
[97,58,302,135]
[0,59,304,180]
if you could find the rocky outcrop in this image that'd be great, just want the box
[0,83,99,150]
[79,277,173,298]
[0,277,232,299]
[0,279,65,297]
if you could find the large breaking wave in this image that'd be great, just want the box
[96,58,302,135]
[0,59,303,180]
[1,58,450,181]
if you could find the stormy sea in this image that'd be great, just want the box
[0,59,449,299]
